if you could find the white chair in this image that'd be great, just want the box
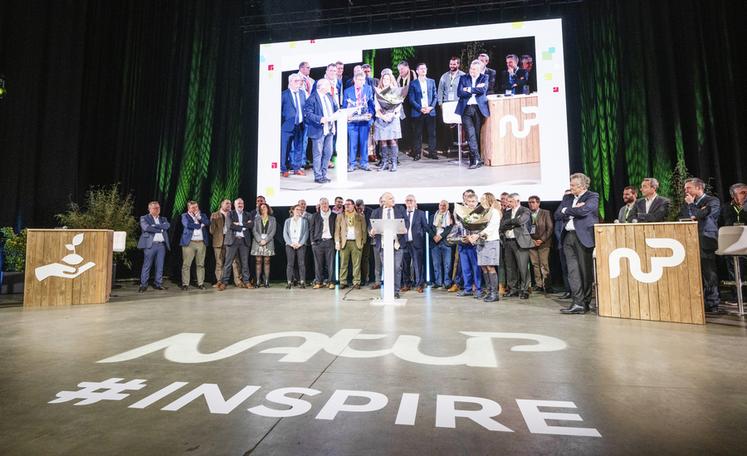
[715,226,747,316]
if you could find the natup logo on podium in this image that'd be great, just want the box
[608,237,685,284]
[35,233,96,281]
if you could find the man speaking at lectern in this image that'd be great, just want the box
[370,192,407,298]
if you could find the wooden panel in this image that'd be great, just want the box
[24,230,113,307]
[480,94,539,166]
[685,224,705,324]
[636,224,651,320]
[624,225,641,319]
[646,224,660,321]
[594,226,611,317]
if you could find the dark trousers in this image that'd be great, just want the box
[504,239,530,292]
[405,241,425,286]
[562,231,594,308]
[281,124,304,172]
[222,240,250,284]
[312,239,335,284]
[558,243,570,292]
[379,246,404,289]
[700,236,720,308]
[285,245,306,283]
[140,242,166,287]
[412,115,436,157]
[361,242,372,284]
[461,105,483,163]
[373,241,383,284]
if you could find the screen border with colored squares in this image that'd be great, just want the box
[256,18,569,206]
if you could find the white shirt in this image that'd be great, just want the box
[189,214,204,241]
[319,91,334,136]
[289,217,302,244]
[645,195,656,213]
[481,208,502,242]
[505,207,519,239]
[563,191,586,231]
[407,210,414,241]
[320,210,332,239]
[236,211,245,238]
[468,76,478,105]
[418,79,428,110]
[221,212,229,235]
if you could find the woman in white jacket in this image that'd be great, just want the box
[472,192,502,302]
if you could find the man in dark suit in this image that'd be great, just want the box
[402,194,429,292]
[517,55,535,94]
[138,201,170,292]
[179,200,210,291]
[281,74,307,177]
[304,78,338,184]
[680,177,721,312]
[371,192,407,298]
[720,183,747,283]
[527,195,554,293]
[631,178,670,222]
[499,54,521,95]
[343,72,375,171]
[408,63,439,160]
[553,189,573,299]
[456,60,490,169]
[617,186,638,223]
[555,173,600,314]
[500,193,533,299]
[217,198,253,291]
[478,53,497,95]
[310,197,337,288]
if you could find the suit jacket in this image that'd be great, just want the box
[720,201,747,226]
[342,84,375,125]
[303,90,339,139]
[334,212,367,249]
[370,205,408,250]
[252,215,277,245]
[483,67,497,94]
[281,89,307,132]
[516,68,534,93]
[679,194,720,241]
[209,211,230,247]
[617,204,636,223]
[499,69,520,94]
[404,208,429,246]
[283,217,309,246]
[631,195,670,223]
[179,212,211,247]
[455,74,490,117]
[224,210,253,247]
[309,210,338,245]
[427,211,455,245]
[311,78,342,107]
[529,208,554,246]
[500,206,534,249]
[554,191,600,248]
[138,214,171,250]
[408,78,438,118]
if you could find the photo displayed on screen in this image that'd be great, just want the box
[257,19,569,206]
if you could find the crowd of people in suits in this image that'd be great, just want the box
[137,175,746,315]
[280,53,537,182]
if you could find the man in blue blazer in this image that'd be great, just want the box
[680,177,721,312]
[304,78,338,184]
[281,74,307,177]
[138,201,170,292]
[402,194,429,292]
[554,173,600,314]
[370,192,408,298]
[408,63,438,160]
[456,60,490,169]
[179,200,210,291]
[343,72,375,171]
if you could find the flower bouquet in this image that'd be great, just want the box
[446,203,493,246]
[374,86,407,111]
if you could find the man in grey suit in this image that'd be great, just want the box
[500,193,533,299]
[217,198,254,291]
[138,201,171,292]
[631,178,670,222]
[617,186,637,223]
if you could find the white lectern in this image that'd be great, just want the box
[370,218,407,306]
[329,107,364,189]
[716,225,747,316]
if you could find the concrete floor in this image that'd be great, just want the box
[1,284,746,455]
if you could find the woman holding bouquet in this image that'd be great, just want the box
[472,193,502,302]
[373,69,407,171]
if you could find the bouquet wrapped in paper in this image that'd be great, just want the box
[374,86,407,112]
[447,203,493,246]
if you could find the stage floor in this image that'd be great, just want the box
[1,284,745,455]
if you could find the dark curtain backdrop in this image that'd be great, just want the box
[1,0,745,277]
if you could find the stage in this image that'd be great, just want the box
[1,285,745,455]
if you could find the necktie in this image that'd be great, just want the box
[293,91,301,124]
[387,208,392,219]
[305,77,311,93]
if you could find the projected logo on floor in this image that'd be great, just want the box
[96,329,567,368]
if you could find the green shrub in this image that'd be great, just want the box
[1,227,27,272]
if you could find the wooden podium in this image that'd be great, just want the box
[594,222,705,325]
[23,229,113,307]
[480,94,540,166]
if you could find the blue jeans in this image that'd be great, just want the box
[348,122,370,169]
[459,244,481,292]
[141,242,166,287]
[312,133,334,181]
[431,242,453,287]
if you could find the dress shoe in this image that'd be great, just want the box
[340,283,348,290]
[400,286,411,293]
[558,292,572,299]
[417,285,424,293]
[217,282,226,291]
[181,285,189,291]
[238,282,247,289]
[456,290,473,297]
[313,283,322,289]
[353,284,361,289]
[314,179,326,184]
[561,304,587,314]
[431,284,441,289]
[138,286,147,293]
[371,283,381,290]
[360,166,371,171]
[197,284,207,290]
[504,290,519,298]
[519,292,529,300]
[282,171,290,177]
[447,284,460,292]
[286,282,292,289]
[428,153,439,159]
[394,292,401,299]
[299,282,306,289]
[328,283,336,289]
[153,285,167,291]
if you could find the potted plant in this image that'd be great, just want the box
[0,227,27,294]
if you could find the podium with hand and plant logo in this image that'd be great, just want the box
[594,221,704,324]
[23,229,113,307]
